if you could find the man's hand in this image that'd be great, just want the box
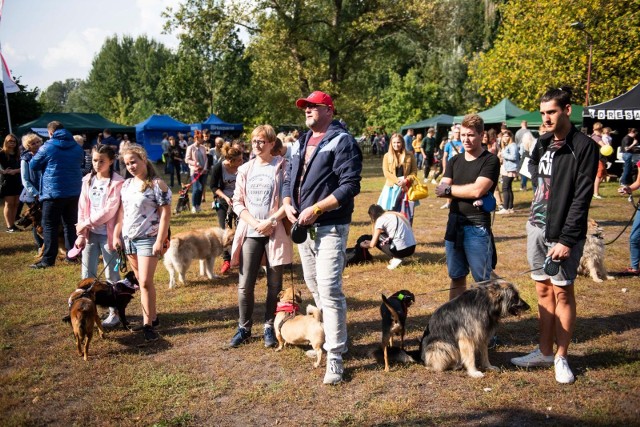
[618,185,632,195]
[284,204,298,223]
[435,183,451,198]
[547,243,571,261]
[297,206,319,226]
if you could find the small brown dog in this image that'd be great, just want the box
[68,280,107,361]
[274,286,325,368]
[578,219,614,283]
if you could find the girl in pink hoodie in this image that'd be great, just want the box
[74,144,124,327]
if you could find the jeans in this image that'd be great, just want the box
[621,153,634,185]
[630,205,640,270]
[41,197,79,266]
[215,198,231,262]
[191,173,207,208]
[520,175,528,190]
[415,153,423,170]
[445,225,493,282]
[168,162,181,187]
[82,231,119,282]
[237,236,283,329]
[297,223,349,356]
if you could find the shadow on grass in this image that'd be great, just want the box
[373,407,591,426]
[0,242,37,256]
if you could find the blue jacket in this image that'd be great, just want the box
[501,143,520,173]
[284,121,362,225]
[30,129,84,200]
[19,151,42,203]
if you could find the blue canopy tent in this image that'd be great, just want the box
[191,113,243,135]
[135,114,191,161]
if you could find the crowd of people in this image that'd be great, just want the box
[1,87,639,386]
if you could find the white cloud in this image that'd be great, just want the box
[41,27,111,70]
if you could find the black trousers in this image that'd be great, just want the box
[41,197,79,266]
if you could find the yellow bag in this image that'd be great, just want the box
[406,175,429,201]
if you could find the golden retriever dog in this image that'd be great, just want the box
[163,227,234,289]
[68,280,107,361]
[274,286,325,368]
[577,219,614,283]
[420,281,530,378]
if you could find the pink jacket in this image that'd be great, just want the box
[184,143,208,176]
[230,157,293,267]
[77,172,124,251]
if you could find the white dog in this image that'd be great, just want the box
[163,227,234,288]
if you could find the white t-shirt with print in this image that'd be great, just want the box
[375,213,416,251]
[121,178,172,240]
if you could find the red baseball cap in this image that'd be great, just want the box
[295,91,335,112]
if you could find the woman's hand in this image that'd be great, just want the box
[113,236,123,251]
[255,219,274,236]
[152,239,164,257]
[360,240,371,249]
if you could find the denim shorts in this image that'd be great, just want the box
[445,225,493,282]
[526,222,585,286]
[124,236,157,257]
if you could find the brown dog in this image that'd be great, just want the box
[274,286,325,368]
[162,227,234,288]
[578,219,614,283]
[68,280,107,360]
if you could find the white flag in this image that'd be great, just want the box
[1,51,19,93]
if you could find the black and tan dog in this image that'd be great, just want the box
[63,272,139,329]
[68,282,107,361]
[420,280,529,378]
[274,286,325,368]
[17,201,67,260]
[381,290,415,372]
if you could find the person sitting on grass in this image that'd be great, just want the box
[359,204,416,270]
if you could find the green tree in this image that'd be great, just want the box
[0,77,42,135]
[84,35,174,123]
[469,0,640,109]
[39,79,82,113]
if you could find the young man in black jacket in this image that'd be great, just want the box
[511,87,598,384]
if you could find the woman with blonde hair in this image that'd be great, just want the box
[412,133,424,170]
[0,134,23,232]
[113,144,171,341]
[19,133,43,249]
[376,133,418,218]
[228,125,292,348]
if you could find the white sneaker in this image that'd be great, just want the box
[195,205,202,213]
[440,202,449,210]
[387,258,402,270]
[102,311,121,328]
[323,358,344,385]
[191,206,197,214]
[554,356,575,384]
[511,348,554,367]
[496,208,510,215]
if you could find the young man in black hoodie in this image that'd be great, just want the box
[511,87,598,384]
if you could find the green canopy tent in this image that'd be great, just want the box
[453,98,529,124]
[505,104,584,128]
[17,113,134,137]
[400,114,454,132]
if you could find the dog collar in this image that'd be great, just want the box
[276,302,300,314]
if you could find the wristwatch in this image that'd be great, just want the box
[444,186,452,196]
[313,204,323,215]
[269,217,277,227]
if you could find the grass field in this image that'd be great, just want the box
[1,155,639,426]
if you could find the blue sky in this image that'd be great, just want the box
[0,0,181,91]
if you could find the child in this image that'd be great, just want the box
[74,144,125,327]
[113,144,171,341]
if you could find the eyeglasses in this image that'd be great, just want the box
[304,103,327,110]
[251,139,269,146]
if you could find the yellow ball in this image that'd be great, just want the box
[600,145,614,157]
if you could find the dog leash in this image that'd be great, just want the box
[605,194,638,246]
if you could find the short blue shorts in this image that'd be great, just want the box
[124,236,157,257]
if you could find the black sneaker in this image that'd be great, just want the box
[229,327,251,347]
[130,316,160,331]
[143,324,159,342]
[264,327,277,348]
[29,262,51,269]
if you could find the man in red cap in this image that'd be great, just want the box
[284,91,363,384]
